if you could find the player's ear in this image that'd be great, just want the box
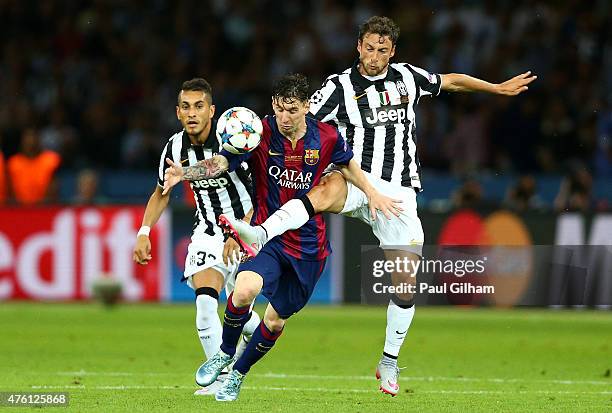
[390,44,395,59]
[357,39,362,54]
[209,104,215,119]
[176,106,180,120]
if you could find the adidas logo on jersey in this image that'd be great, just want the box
[192,177,230,189]
[364,104,408,126]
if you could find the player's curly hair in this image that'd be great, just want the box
[272,73,310,103]
[179,78,212,104]
[358,16,400,45]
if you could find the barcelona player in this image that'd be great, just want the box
[162,73,400,401]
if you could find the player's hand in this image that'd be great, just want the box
[162,158,183,195]
[223,237,242,265]
[495,71,537,96]
[133,235,152,265]
[368,192,403,220]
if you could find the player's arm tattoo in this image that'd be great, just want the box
[182,155,229,180]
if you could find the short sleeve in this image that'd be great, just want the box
[309,77,340,123]
[157,141,171,187]
[407,64,442,97]
[330,130,353,165]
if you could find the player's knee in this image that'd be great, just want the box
[307,184,330,212]
[308,174,342,212]
[263,316,285,333]
[392,292,414,305]
[231,286,258,307]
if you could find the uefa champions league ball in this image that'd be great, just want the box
[216,107,263,154]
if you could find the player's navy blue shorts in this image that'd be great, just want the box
[237,239,327,319]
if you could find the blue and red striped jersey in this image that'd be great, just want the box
[221,115,353,260]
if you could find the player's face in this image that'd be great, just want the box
[272,97,309,137]
[357,33,395,77]
[176,90,215,137]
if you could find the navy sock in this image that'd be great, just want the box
[220,292,252,357]
[233,321,283,375]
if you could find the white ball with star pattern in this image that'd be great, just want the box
[216,107,263,154]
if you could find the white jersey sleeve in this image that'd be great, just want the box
[309,75,340,123]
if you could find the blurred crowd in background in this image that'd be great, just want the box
[0,0,610,210]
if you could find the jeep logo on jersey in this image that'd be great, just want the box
[364,104,409,126]
[269,165,313,190]
[192,177,230,189]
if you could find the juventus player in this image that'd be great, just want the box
[132,78,261,395]
[219,16,537,396]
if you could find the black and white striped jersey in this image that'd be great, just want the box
[309,61,441,190]
[157,122,253,237]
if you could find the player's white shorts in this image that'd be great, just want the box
[331,169,424,256]
[183,229,239,295]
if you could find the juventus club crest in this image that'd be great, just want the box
[396,80,410,104]
[304,149,320,165]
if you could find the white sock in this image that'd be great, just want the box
[242,309,261,339]
[195,294,223,359]
[260,198,310,240]
[383,302,415,358]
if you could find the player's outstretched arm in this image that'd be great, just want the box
[338,159,403,220]
[162,156,229,195]
[133,186,170,265]
[441,71,537,95]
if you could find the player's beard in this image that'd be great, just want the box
[361,59,387,77]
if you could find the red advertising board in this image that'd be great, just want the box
[0,207,169,301]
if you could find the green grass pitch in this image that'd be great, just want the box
[0,303,610,412]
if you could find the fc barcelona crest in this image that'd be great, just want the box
[304,149,320,165]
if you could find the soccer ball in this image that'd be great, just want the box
[216,107,263,154]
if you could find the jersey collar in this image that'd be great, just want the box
[350,59,402,92]
[183,119,219,151]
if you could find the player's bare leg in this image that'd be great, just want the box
[221,172,348,257]
[216,303,286,401]
[376,249,418,396]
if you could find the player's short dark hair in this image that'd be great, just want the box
[271,73,310,104]
[358,16,400,45]
[178,78,212,104]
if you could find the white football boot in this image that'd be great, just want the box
[376,360,401,396]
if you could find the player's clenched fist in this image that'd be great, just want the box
[133,234,152,265]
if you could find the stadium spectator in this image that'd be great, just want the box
[554,163,594,212]
[0,1,610,208]
[0,139,6,205]
[452,179,486,210]
[595,103,612,177]
[7,128,61,205]
[443,97,488,175]
[504,174,545,212]
[72,169,106,205]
